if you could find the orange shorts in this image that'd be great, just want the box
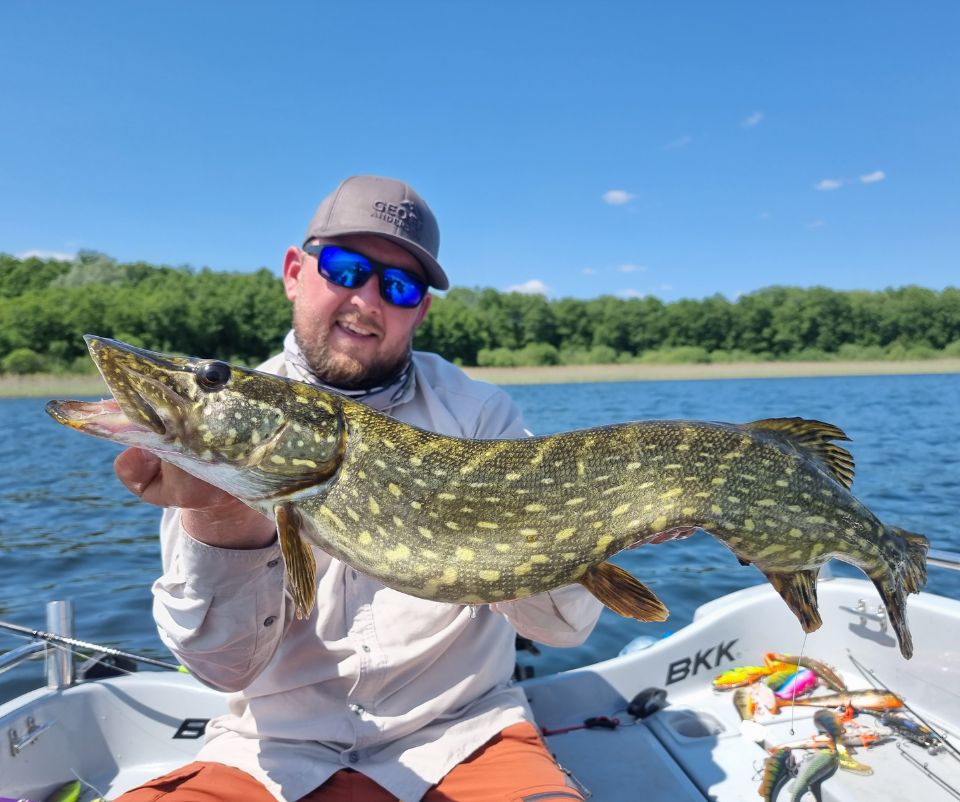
[114,721,583,802]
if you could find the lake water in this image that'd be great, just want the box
[2,373,959,703]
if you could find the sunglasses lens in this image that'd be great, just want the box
[315,246,426,308]
[319,247,370,289]
[382,269,426,308]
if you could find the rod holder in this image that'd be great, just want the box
[45,600,74,690]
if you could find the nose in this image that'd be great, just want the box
[348,273,385,311]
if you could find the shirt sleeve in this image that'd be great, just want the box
[474,389,604,647]
[151,507,296,691]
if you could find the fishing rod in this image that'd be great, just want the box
[0,619,182,672]
[847,650,960,763]
[897,742,960,800]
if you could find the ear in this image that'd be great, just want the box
[282,246,305,301]
[413,293,432,328]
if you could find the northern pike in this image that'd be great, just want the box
[46,336,930,657]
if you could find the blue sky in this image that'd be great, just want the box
[1,2,957,302]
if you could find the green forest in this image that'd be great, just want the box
[2,251,959,374]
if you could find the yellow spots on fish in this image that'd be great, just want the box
[758,543,787,557]
[711,477,726,486]
[612,503,632,517]
[385,543,411,562]
[525,503,546,513]
[484,496,501,504]
[727,496,740,504]
[744,518,755,531]
[806,515,827,525]
[270,455,286,465]
[382,438,396,450]
[505,472,521,481]
[357,442,370,452]
[495,543,511,553]
[711,504,723,515]
[566,497,586,507]
[408,455,423,467]
[602,484,627,496]
[541,477,555,485]
[320,505,346,530]
[577,460,586,477]
[592,534,614,554]
[477,521,500,530]
[664,463,683,471]
[788,505,802,513]
[314,399,334,414]
[409,501,422,512]
[368,496,380,516]
[344,507,361,523]
[695,491,711,499]
[638,481,654,490]
[740,474,758,482]
[775,479,789,488]
[627,462,641,471]
[437,492,456,501]
[676,443,691,452]
[757,498,776,507]
[440,566,459,585]
[292,458,317,468]
[722,450,744,461]
[392,515,405,529]
[445,521,461,530]
[531,554,549,564]
[374,458,387,469]
[479,569,501,582]
[660,487,683,500]
[514,562,532,576]
[456,547,476,561]
[789,528,803,538]
[845,527,857,537]
[358,531,373,546]
[520,528,539,542]
[562,552,578,561]
[387,483,402,497]
[682,507,696,516]
[417,526,433,540]
[555,527,576,542]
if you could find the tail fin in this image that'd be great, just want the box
[870,527,929,659]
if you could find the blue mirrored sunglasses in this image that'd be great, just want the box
[304,244,428,309]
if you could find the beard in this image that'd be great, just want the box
[291,303,413,391]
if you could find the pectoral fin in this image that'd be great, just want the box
[275,503,318,619]
[763,569,821,633]
[580,561,669,622]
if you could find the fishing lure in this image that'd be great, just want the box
[766,652,847,692]
[758,748,796,802]
[788,749,840,801]
[774,668,818,700]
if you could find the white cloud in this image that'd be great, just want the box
[618,288,645,299]
[860,170,886,184]
[582,267,597,275]
[665,135,692,149]
[815,178,843,191]
[505,279,548,295]
[17,249,76,261]
[742,111,765,128]
[617,263,646,273]
[602,189,634,205]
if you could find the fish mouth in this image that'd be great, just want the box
[47,335,195,443]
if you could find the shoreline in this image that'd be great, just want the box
[2,358,959,398]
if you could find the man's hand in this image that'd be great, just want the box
[114,448,277,549]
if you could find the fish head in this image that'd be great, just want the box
[46,335,345,500]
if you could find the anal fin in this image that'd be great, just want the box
[275,503,318,619]
[580,561,669,622]
[763,569,822,633]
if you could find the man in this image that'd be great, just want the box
[113,176,602,802]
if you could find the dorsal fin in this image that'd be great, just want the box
[743,417,855,489]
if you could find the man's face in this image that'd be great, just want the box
[282,234,432,389]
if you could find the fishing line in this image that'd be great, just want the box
[847,650,960,763]
[788,632,809,735]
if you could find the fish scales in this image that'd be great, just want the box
[46,336,930,658]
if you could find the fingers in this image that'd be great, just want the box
[113,448,232,510]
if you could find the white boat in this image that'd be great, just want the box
[2,563,959,801]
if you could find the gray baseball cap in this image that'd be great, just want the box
[303,175,448,290]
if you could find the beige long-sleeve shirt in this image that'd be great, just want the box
[152,350,602,802]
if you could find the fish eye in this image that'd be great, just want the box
[196,360,231,391]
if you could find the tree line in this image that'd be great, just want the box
[1,251,959,374]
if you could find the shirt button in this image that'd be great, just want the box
[348,751,359,764]
[263,616,277,627]
[267,558,279,567]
